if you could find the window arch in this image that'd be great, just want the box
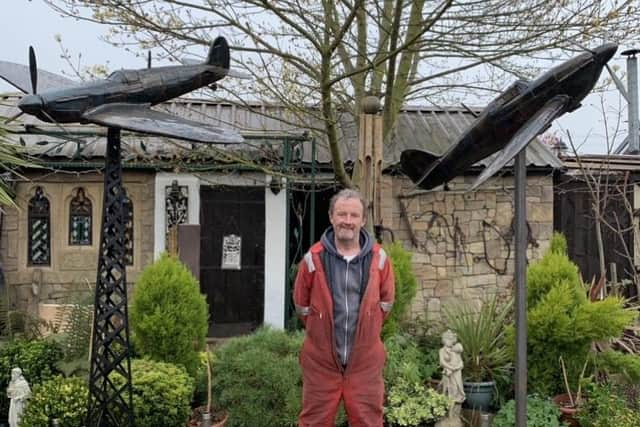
[69,188,92,245]
[28,186,51,266]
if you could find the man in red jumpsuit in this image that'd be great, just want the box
[294,189,395,427]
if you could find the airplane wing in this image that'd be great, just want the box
[468,95,569,191]
[0,60,76,93]
[82,103,243,144]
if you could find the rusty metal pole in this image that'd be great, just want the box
[514,149,528,427]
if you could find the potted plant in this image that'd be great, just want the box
[190,350,227,427]
[552,356,589,427]
[443,295,513,412]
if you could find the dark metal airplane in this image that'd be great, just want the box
[0,37,242,144]
[401,43,618,191]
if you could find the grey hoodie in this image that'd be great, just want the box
[320,227,374,366]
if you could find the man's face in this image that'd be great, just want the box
[329,197,365,245]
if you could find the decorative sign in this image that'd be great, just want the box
[222,234,242,270]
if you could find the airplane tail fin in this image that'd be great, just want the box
[207,37,230,70]
[400,149,444,190]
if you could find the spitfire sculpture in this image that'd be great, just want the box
[401,44,618,191]
[0,36,242,144]
[1,36,244,427]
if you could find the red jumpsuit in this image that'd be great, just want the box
[294,241,395,427]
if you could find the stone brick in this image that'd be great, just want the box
[435,280,453,297]
[530,202,553,222]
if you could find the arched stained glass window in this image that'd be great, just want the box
[69,188,92,245]
[28,186,50,266]
[123,189,134,266]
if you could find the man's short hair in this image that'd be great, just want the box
[329,189,366,215]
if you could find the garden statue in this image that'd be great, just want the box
[436,330,465,427]
[7,367,31,427]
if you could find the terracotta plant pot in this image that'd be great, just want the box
[552,393,580,427]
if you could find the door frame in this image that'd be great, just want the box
[153,172,287,330]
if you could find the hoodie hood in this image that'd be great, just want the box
[320,226,373,260]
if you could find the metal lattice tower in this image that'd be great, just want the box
[87,128,135,426]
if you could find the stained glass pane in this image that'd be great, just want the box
[69,188,92,245]
[28,187,51,266]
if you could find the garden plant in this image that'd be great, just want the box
[110,358,195,427]
[130,252,208,377]
[213,327,307,427]
[516,232,636,397]
[381,242,418,339]
[19,376,88,427]
[492,395,561,427]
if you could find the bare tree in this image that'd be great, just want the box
[45,0,640,188]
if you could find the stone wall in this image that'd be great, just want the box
[0,171,155,314]
[383,174,554,323]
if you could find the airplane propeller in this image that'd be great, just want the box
[28,46,37,94]
[4,46,38,124]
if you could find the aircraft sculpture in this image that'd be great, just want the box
[0,36,245,427]
[401,43,618,191]
[0,36,242,144]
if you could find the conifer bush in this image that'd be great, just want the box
[509,232,636,396]
[382,242,417,339]
[130,253,208,377]
[213,327,305,427]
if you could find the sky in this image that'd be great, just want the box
[0,0,634,155]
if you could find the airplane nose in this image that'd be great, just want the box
[593,43,618,65]
[18,94,44,115]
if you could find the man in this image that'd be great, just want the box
[294,189,395,427]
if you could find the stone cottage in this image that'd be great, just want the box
[0,95,561,335]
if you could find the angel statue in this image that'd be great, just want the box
[436,330,465,427]
[7,367,31,427]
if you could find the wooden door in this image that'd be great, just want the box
[200,186,265,337]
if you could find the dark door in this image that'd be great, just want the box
[200,186,265,337]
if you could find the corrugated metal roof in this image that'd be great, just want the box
[561,153,640,172]
[0,94,561,169]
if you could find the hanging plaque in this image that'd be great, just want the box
[221,234,242,270]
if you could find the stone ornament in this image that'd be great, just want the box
[436,330,465,427]
[7,367,31,427]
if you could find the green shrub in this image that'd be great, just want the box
[20,376,88,427]
[492,395,561,427]
[384,333,438,387]
[594,350,640,384]
[577,381,639,427]
[213,327,306,427]
[508,233,636,396]
[384,377,450,426]
[0,339,63,419]
[383,333,444,425]
[130,253,208,377]
[382,242,417,339]
[111,358,194,427]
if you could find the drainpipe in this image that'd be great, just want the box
[622,49,640,154]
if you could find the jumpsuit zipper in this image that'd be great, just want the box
[343,259,350,365]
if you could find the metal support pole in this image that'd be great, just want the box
[87,127,134,426]
[514,150,527,427]
[310,137,316,247]
[284,138,291,329]
[625,51,639,153]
